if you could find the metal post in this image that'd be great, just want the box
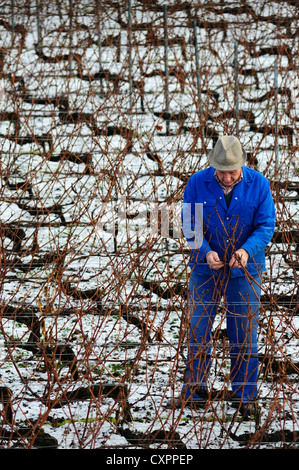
[95,0,103,92]
[69,0,73,73]
[163,5,169,133]
[274,60,279,169]
[128,0,133,111]
[193,21,201,99]
[36,0,41,54]
[193,19,204,139]
[234,40,239,135]
[11,0,14,36]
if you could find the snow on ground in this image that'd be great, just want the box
[0,0,298,449]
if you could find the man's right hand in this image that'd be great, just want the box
[206,251,224,270]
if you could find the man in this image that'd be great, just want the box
[180,135,276,415]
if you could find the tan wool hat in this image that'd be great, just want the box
[208,135,246,171]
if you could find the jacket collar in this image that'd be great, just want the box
[205,166,254,212]
[204,166,253,184]
[214,169,243,194]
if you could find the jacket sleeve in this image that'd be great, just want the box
[241,179,276,259]
[182,176,211,258]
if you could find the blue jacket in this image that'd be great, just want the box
[182,166,276,277]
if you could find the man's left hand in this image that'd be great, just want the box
[229,249,249,268]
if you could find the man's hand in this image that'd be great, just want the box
[206,251,224,270]
[229,249,249,268]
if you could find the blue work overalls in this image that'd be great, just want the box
[182,166,276,402]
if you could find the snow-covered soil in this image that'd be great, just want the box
[0,0,298,449]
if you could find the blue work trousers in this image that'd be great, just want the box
[182,270,261,403]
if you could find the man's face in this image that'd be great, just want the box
[216,168,242,188]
